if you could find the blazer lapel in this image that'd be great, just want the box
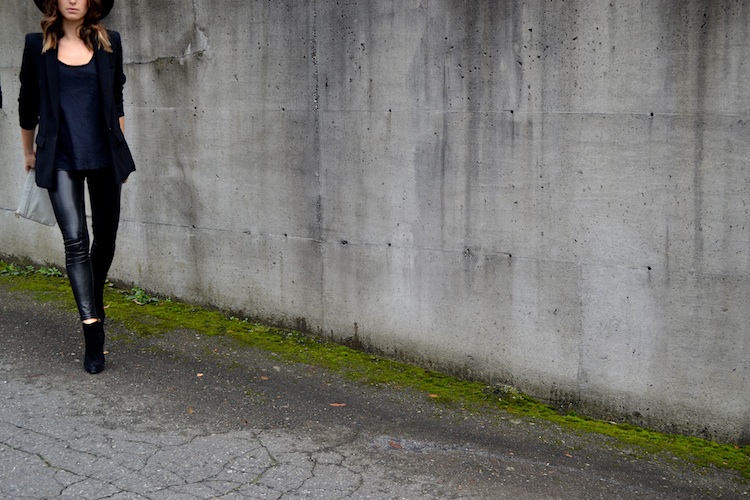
[44,49,60,125]
[94,48,114,127]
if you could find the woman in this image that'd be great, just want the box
[19,0,135,374]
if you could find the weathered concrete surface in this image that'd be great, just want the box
[0,1,748,442]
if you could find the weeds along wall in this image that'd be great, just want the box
[1,0,748,443]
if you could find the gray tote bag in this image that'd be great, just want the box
[16,172,56,226]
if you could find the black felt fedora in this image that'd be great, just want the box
[33,0,114,19]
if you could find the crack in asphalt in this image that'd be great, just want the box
[0,406,397,499]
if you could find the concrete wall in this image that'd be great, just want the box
[1,0,748,443]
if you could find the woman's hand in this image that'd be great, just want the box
[24,150,36,173]
[21,128,36,173]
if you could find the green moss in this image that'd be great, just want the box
[2,260,749,478]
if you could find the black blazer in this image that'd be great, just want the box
[18,31,135,189]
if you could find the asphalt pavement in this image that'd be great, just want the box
[0,281,747,499]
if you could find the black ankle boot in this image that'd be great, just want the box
[82,321,106,374]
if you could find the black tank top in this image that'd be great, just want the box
[55,58,111,171]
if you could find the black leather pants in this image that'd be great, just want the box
[48,169,121,322]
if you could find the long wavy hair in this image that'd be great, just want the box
[40,0,112,54]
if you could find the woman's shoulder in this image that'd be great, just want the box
[105,30,123,50]
[22,33,43,59]
[24,32,43,46]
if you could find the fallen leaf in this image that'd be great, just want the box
[428,394,439,398]
[187,407,194,415]
[260,376,270,381]
[564,451,573,458]
[329,403,347,407]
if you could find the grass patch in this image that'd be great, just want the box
[1,260,748,478]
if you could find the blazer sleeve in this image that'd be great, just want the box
[18,33,41,130]
[109,30,126,118]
